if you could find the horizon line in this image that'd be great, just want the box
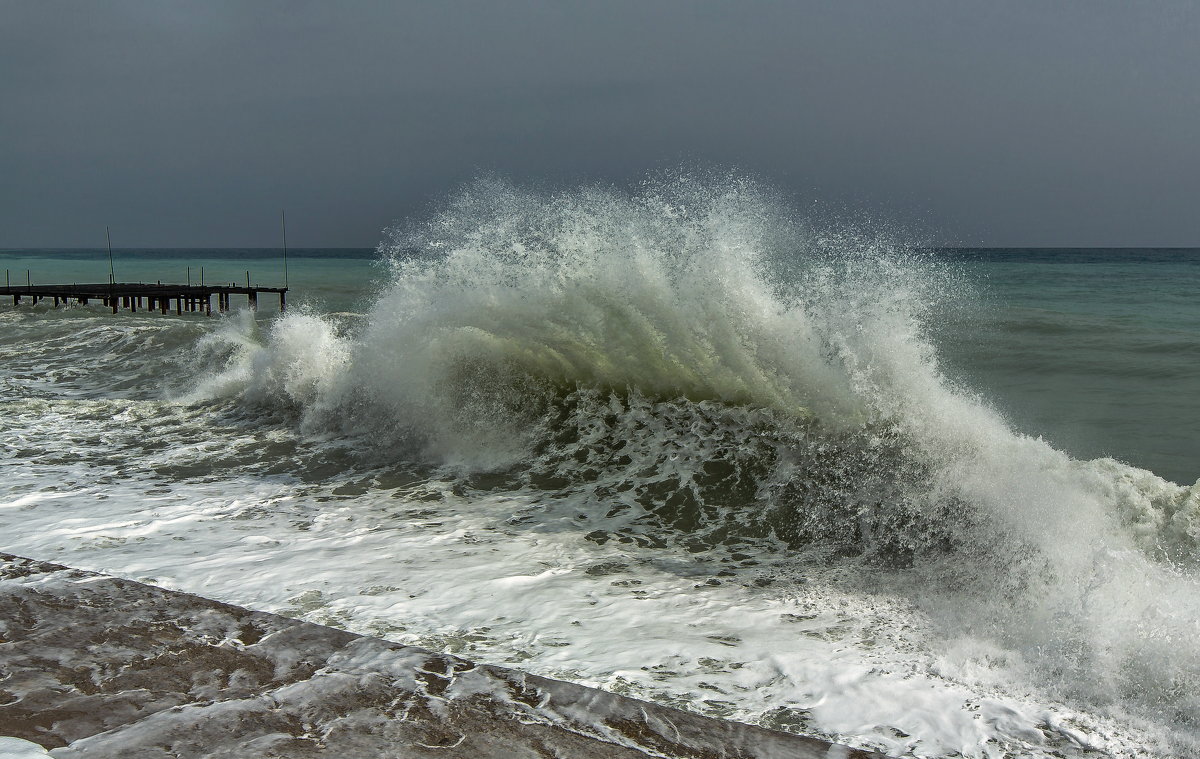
[3,245,1200,253]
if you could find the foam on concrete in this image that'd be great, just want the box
[0,553,878,758]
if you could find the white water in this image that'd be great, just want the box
[2,176,1198,757]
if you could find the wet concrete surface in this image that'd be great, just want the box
[0,553,878,758]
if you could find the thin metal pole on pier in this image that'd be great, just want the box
[281,209,288,288]
[106,226,115,285]
[279,208,286,289]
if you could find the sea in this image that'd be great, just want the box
[1,177,1198,758]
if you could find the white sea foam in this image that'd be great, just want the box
[0,737,51,759]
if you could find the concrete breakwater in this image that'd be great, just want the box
[0,554,875,758]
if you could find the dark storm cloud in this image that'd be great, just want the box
[2,0,1198,247]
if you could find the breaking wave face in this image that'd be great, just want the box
[198,175,1200,741]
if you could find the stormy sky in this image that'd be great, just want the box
[3,1,1198,248]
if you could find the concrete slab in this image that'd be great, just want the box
[0,553,879,758]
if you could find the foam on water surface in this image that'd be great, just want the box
[0,737,52,759]
[1,464,1158,757]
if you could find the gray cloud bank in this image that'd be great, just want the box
[2,1,1198,247]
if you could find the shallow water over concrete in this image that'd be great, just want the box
[0,553,871,758]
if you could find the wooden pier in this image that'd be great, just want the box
[0,282,286,315]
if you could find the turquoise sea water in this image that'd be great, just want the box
[938,248,1200,486]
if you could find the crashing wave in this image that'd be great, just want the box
[186,174,1200,736]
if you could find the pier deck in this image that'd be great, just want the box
[0,552,879,759]
[0,282,287,314]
